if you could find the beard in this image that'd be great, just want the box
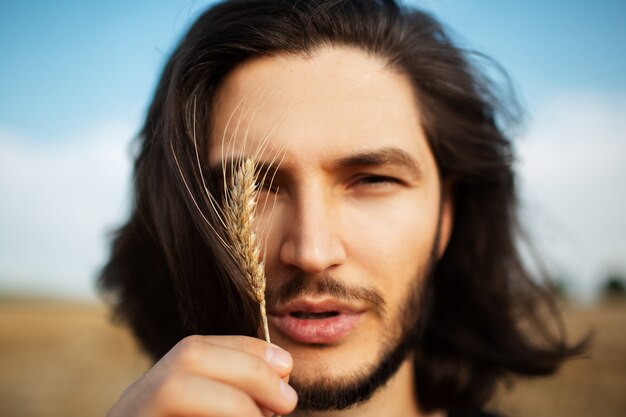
[265,248,437,412]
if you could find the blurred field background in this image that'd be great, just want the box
[0,296,624,417]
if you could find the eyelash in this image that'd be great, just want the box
[257,175,402,193]
[355,175,402,187]
[259,181,280,193]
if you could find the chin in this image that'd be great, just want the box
[292,344,379,380]
[280,321,415,411]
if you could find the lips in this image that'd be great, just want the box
[268,299,364,344]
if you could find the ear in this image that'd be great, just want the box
[437,180,455,258]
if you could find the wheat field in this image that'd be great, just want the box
[0,297,624,417]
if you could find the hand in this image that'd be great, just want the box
[107,335,297,417]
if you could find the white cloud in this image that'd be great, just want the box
[0,123,134,299]
[517,93,626,300]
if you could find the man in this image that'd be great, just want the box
[100,1,583,416]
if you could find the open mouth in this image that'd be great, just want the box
[269,311,362,344]
[267,298,365,344]
[289,311,340,319]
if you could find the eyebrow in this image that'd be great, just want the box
[209,158,282,187]
[210,147,423,182]
[335,147,423,180]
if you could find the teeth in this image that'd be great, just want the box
[290,311,339,319]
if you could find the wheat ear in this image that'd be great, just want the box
[223,157,271,342]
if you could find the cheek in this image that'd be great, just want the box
[343,193,440,292]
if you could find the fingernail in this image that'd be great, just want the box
[266,347,292,370]
[279,380,298,404]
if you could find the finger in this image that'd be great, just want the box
[174,342,297,414]
[167,336,297,414]
[151,372,264,417]
[175,335,293,377]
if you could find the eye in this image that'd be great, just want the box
[258,179,280,194]
[354,174,403,188]
[254,166,283,194]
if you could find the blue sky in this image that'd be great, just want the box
[1,0,625,300]
[2,0,625,142]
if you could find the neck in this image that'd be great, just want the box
[287,357,444,417]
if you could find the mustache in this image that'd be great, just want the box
[265,272,386,316]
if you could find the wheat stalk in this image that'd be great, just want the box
[177,98,283,417]
[181,95,286,342]
[223,157,271,343]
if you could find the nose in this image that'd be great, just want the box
[278,187,346,274]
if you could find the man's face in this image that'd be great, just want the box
[208,46,452,409]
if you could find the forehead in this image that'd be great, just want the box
[208,46,432,169]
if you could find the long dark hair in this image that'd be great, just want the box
[99,0,585,412]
